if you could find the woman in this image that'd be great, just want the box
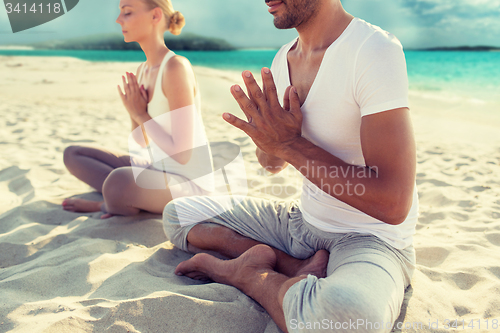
[62,0,213,218]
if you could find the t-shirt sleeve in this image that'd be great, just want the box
[354,31,409,117]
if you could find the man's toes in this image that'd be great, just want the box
[319,251,329,278]
[175,254,206,276]
[184,272,212,281]
[174,262,188,276]
[294,249,330,278]
[313,250,329,276]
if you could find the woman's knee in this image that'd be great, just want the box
[102,168,136,202]
[63,145,81,168]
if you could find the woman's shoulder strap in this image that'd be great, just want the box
[137,62,146,83]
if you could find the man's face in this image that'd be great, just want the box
[266,0,320,29]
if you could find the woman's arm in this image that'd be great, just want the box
[133,56,196,165]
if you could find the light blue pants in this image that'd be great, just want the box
[163,195,415,333]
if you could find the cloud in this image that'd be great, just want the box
[1,0,499,48]
[173,0,297,47]
[343,0,500,48]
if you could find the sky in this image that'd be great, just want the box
[0,0,499,49]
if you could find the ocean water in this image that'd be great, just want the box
[0,49,277,73]
[405,51,500,104]
[1,48,498,104]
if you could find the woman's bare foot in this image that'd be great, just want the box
[62,198,103,213]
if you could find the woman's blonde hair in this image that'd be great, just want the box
[142,0,185,35]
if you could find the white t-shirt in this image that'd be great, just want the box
[271,18,418,249]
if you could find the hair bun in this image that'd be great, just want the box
[169,11,185,35]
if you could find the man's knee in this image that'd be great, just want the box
[162,195,213,228]
[163,200,180,236]
[325,285,390,332]
[285,278,393,333]
[162,199,195,251]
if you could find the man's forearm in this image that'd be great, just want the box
[278,137,413,225]
[256,148,289,174]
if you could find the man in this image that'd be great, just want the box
[163,0,418,332]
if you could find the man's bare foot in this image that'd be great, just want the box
[175,244,277,288]
[274,249,330,278]
[62,198,103,213]
[290,250,329,278]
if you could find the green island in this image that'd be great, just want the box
[31,33,237,51]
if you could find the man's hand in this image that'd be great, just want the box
[225,68,303,159]
[118,72,149,121]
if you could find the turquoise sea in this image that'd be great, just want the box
[1,48,499,104]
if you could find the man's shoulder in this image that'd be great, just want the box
[350,18,404,52]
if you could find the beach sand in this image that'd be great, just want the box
[0,56,499,332]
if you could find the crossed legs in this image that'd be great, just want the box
[164,196,329,332]
[62,145,174,217]
[164,196,414,333]
[175,223,329,332]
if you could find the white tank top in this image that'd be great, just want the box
[136,51,214,192]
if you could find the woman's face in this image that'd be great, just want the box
[116,0,154,43]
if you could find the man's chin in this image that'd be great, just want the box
[273,18,295,30]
